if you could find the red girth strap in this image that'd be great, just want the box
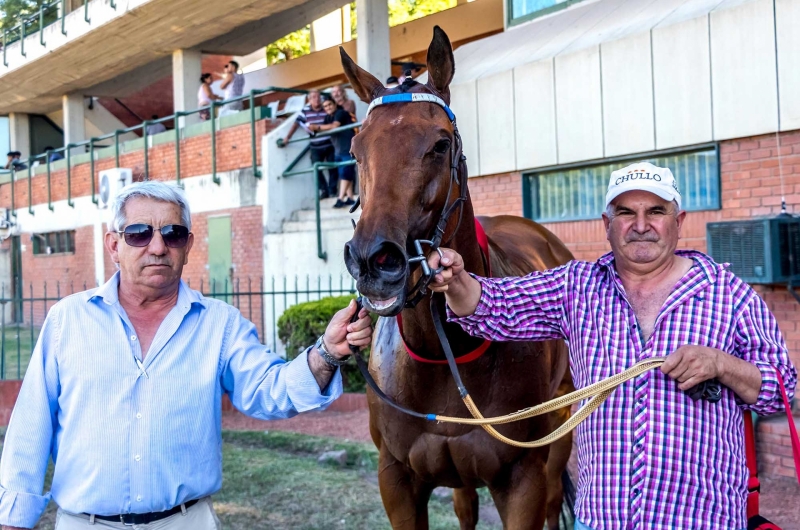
[398,219,492,364]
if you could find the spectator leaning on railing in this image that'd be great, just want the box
[308,97,357,209]
[280,89,339,199]
[0,181,373,530]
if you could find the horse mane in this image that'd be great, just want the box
[397,78,419,92]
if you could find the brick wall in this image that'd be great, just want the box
[0,118,278,208]
[469,129,800,478]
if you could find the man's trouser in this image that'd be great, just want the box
[54,497,220,530]
[310,144,338,195]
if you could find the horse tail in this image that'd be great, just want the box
[560,469,576,528]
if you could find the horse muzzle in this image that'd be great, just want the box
[344,238,409,316]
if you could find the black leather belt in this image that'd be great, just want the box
[89,499,199,526]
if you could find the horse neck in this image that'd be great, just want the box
[398,197,488,359]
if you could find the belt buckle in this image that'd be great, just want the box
[120,514,136,526]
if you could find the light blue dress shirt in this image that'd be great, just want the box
[0,273,342,528]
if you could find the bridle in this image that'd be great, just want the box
[362,92,468,309]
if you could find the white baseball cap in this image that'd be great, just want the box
[605,162,681,210]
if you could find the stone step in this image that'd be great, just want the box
[282,216,356,233]
[290,197,362,222]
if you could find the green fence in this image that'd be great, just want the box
[0,85,308,218]
[0,274,355,380]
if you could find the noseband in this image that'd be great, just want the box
[363,93,468,308]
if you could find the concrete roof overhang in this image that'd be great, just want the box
[0,0,347,115]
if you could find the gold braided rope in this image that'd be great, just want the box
[435,358,666,448]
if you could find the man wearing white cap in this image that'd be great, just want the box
[425,162,795,529]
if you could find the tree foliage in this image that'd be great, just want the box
[266,25,311,66]
[265,0,455,65]
[0,0,59,33]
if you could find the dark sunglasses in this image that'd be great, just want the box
[117,224,190,248]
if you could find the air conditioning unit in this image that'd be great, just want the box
[97,168,132,209]
[706,216,800,284]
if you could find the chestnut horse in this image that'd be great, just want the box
[341,27,575,530]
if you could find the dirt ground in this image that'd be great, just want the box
[223,408,800,528]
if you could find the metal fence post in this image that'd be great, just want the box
[10,168,16,217]
[39,6,45,46]
[314,164,327,261]
[27,157,34,216]
[46,153,54,211]
[114,129,120,167]
[66,144,74,207]
[142,122,149,180]
[84,0,90,23]
[174,112,182,185]
[211,102,219,184]
[20,22,26,57]
[89,138,97,204]
[3,30,7,66]
[249,90,261,178]
[60,0,66,34]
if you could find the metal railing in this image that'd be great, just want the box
[283,160,358,261]
[279,121,361,261]
[0,86,308,215]
[1,0,92,66]
[0,274,356,380]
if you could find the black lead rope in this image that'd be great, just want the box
[348,297,431,420]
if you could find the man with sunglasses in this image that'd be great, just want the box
[0,182,372,530]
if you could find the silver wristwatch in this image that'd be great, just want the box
[314,336,350,367]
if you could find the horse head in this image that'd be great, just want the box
[341,26,463,317]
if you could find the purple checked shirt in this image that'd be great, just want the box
[448,250,796,530]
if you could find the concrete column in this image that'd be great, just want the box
[62,94,86,156]
[356,0,391,85]
[172,49,202,128]
[342,5,352,43]
[8,113,30,159]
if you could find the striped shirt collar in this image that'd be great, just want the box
[596,249,723,285]
[89,272,208,310]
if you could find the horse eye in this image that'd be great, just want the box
[433,140,450,154]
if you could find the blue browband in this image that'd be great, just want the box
[365,93,456,122]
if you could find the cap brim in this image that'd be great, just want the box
[605,183,680,210]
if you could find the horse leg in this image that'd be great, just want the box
[377,445,433,529]
[452,487,479,530]
[488,449,548,530]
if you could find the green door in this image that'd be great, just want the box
[207,216,232,302]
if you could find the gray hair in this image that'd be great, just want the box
[111,181,192,231]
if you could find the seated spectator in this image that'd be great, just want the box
[4,151,26,170]
[146,115,167,135]
[43,146,64,162]
[198,73,222,121]
[218,61,245,117]
[331,84,357,118]
[309,98,356,209]
[385,76,399,88]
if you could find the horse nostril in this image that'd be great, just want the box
[368,241,406,277]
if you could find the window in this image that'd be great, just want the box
[509,0,583,26]
[32,231,75,255]
[523,146,720,223]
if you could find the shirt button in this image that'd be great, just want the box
[131,335,137,341]
[635,443,643,452]
[136,495,142,502]
[632,488,640,497]
[134,454,141,462]
[638,396,645,404]
[136,413,142,419]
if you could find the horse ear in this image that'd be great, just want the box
[426,26,455,103]
[340,47,384,104]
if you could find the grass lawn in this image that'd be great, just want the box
[0,429,502,530]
